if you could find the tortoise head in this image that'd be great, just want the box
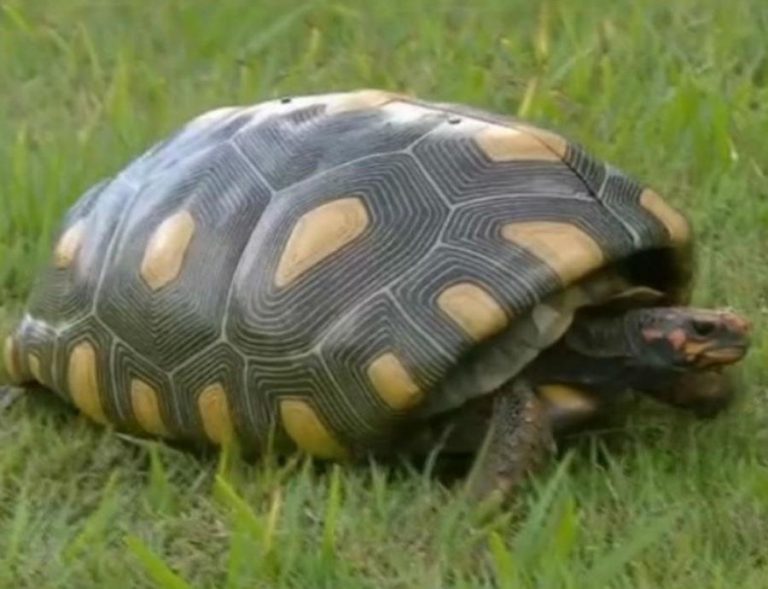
[620,306,751,415]
[539,305,752,419]
[627,307,751,371]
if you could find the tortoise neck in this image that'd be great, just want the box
[525,347,684,399]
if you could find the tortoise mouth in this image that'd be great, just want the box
[693,344,749,369]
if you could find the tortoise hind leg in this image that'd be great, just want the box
[465,379,555,503]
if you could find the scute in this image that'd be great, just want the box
[67,341,108,424]
[174,343,247,446]
[279,398,349,459]
[437,282,509,341]
[8,315,58,388]
[325,89,403,114]
[475,125,565,162]
[366,352,423,410]
[28,179,133,330]
[130,378,169,436]
[6,89,693,459]
[197,383,234,445]
[96,141,272,372]
[27,353,43,383]
[140,210,197,291]
[501,221,605,283]
[640,188,691,245]
[53,220,86,269]
[225,152,450,361]
[274,196,369,287]
[3,336,21,383]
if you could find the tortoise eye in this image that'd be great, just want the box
[691,319,717,338]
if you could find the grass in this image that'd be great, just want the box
[1,0,767,587]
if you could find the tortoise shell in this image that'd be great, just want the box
[3,89,692,459]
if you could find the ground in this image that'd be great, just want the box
[1,0,767,587]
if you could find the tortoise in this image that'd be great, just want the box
[2,89,751,500]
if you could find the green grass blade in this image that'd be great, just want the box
[584,511,678,587]
[125,535,195,589]
[488,531,519,588]
[241,1,319,59]
[1,3,35,36]
[147,444,176,515]
[212,474,264,540]
[63,470,121,561]
[322,464,342,562]
[513,453,575,561]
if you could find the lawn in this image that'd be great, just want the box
[1,0,767,587]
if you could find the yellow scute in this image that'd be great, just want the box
[3,336,22,383]
[437,282,509,340]
[475,125,565,162]
[279,398,348,460]
[28,353,43,383]
[502,222,604,284]
[275,197,369,287]
[130,378,169,436]
[640,188,691,245]
[367,352,423,410]
[325,89,403,114]
[140,210,196,290]
[54,220,86,269]
[197,383,235,445]
[67,341,108,424]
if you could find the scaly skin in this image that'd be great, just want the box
[465,379,554,502]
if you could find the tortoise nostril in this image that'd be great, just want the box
[691,319,717,337]
[728,314,751,334]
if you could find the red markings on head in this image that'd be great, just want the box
[666,328,687,350]
[641,328,664,342]
[642,326,687,350]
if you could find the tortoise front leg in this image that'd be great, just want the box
[465,379,555,503]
